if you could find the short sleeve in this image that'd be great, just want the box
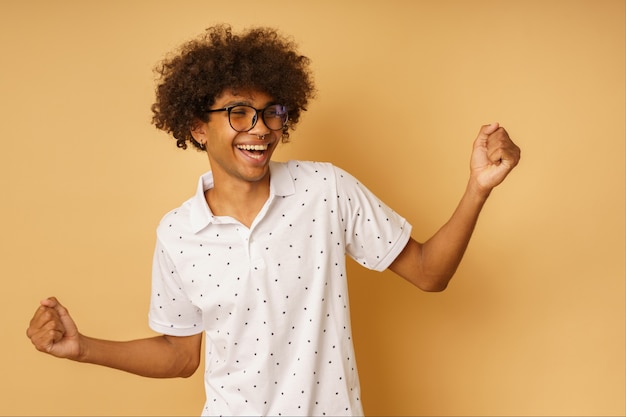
[148,237,203,336]
[334,166,412,271]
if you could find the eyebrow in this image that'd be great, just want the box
[222,100,251,107]
[219,100,277,109]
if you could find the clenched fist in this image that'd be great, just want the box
[469,123,521,194]
[26,297,82,360]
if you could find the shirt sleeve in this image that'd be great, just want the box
[148,236,203,336]
[334,165,412,272]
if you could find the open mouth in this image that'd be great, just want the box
[236,144,269,160]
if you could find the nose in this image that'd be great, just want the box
[248,111,271,139]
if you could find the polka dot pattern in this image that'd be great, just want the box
[149,161,411,416]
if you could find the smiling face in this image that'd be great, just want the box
[191,89,283,188]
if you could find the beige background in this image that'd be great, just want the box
[1,0,624,415]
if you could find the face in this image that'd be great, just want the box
[192,89,283,186]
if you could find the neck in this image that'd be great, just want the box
[205,173,271,228]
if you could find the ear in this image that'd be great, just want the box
[190,119,208,146]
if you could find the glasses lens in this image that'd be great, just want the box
[228,105,256,132]
[262,105,288,131]
[227,105,288,132]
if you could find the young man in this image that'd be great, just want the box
[27,25,520,416]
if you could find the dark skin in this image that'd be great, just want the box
[27,88,520,378]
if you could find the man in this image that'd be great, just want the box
[27,25,520,416]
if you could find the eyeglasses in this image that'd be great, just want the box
[206,104,288,132]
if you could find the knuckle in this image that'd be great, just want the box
[30,334,48,351]
[42,308,60,323]
[44,321,63,334]
[33,339,47,351]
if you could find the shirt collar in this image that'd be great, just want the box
[189,161,295,233]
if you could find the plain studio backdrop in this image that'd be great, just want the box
[1,1,624,416]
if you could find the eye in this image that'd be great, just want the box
[229,106,250,118]
[265,105,287,119]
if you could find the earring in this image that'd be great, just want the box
[190,135,206,151]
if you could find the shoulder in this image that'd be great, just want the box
[155,198,194,239]
[155,171,212,239]
[284,160,334,174]
[282,160,353,182]
[276,160,367,199]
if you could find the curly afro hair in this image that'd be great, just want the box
[151,24,316,151]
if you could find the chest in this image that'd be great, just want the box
[169,192,348,327]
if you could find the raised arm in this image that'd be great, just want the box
[26,297,202,378]
[389,123,521,291]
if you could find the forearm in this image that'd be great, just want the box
[391,179,491,291]
[390,124,519,291]
[76,334,200,378]
[419,180,490,288]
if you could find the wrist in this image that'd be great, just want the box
[465,177,492,203]
[75,334,90,363]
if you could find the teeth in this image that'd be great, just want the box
[237,144,268,151]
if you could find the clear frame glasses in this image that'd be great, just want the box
[206,104,289,132]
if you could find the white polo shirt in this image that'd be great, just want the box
[149,160,411,416]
